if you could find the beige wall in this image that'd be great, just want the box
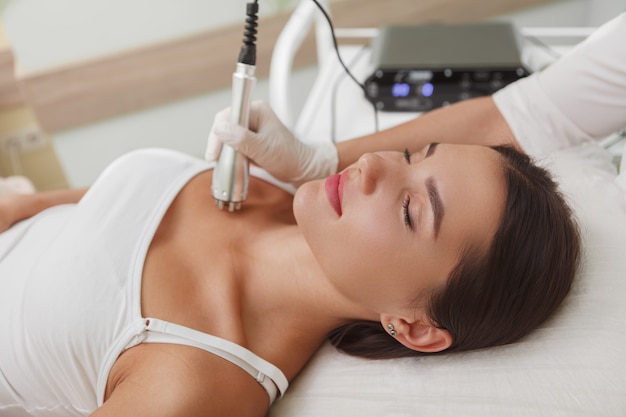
[0,26,66,190]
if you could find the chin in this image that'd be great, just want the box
[292,179,321,226]
[292,180,332,261]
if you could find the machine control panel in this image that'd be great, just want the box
[364,22,529,112]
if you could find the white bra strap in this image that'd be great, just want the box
[143,318,289,403]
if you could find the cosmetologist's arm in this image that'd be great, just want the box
[335,96,520,171]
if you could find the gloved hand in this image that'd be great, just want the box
[205,101,338,186]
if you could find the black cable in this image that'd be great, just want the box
[330,44,369,143]
[309,0,379,133]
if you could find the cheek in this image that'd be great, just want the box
[330,206,398,265]
[305,206,411,308]
[294,186,438,310]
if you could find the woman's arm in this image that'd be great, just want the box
[91,344,269,417]
[335,96,518,171]
[0,188,87,233]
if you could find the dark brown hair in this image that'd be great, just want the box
[329,145,581,359]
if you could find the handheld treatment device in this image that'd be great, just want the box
[212,0,258,212]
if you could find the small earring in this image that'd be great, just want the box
[387,323,397,337]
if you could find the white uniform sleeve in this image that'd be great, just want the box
[493,12,626,157]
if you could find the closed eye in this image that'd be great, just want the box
[402,195,413,230]
[402,150,413,229]
[403,148,411,164]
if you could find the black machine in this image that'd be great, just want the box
[364,22,529,112]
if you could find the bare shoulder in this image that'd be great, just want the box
[96,343,269,417]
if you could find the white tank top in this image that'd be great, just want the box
[0,148,291,416]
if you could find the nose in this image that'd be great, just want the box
[357,153,386,195]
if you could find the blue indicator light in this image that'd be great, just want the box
[392,83,410,97]
[421,83,434,97]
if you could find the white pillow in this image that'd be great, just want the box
[270,143,626,417]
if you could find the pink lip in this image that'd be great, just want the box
[325,172,345,216]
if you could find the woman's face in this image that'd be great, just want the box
[293,143,507,318]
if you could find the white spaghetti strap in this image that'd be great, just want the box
[143,318,289,404]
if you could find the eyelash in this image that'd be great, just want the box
[403,148,411,164]
[401,149,414,230]
[402,195,413,230]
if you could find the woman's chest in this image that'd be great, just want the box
[140,170,295,336]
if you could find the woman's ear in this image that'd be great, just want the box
[398,321,452,353]
[381,314,452,353]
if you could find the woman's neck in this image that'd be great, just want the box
[234,222,377,379]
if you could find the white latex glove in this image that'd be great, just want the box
[205,100,338,186]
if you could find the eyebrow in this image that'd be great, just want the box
[424,142,443,237]
[426,176,444,238]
